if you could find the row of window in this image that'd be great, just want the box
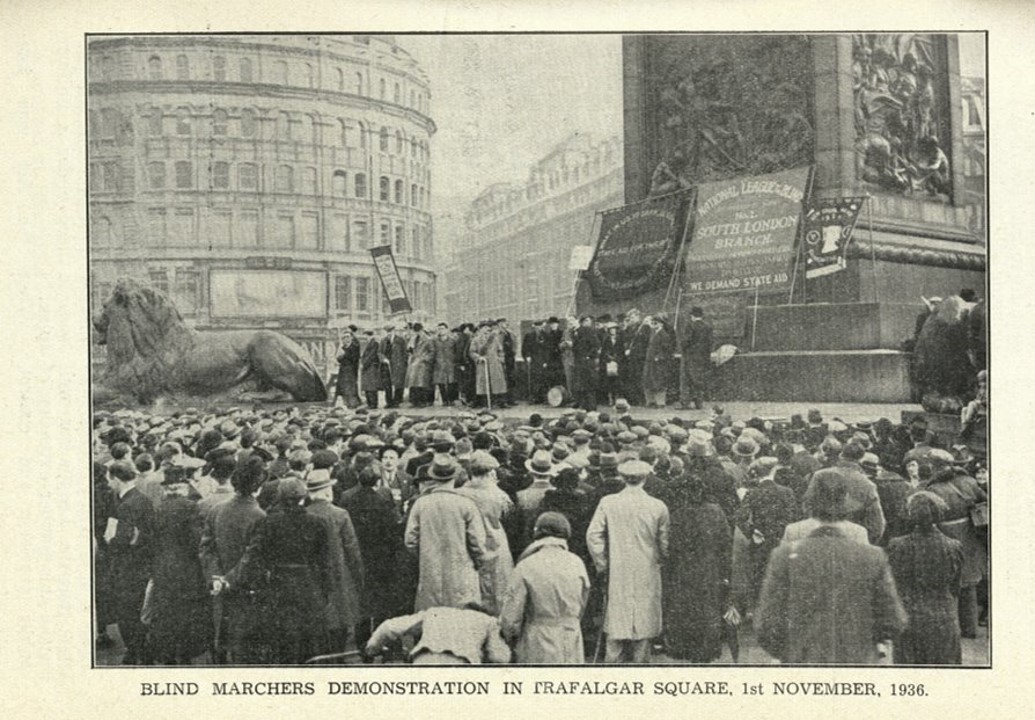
[335,275,435,314]
[89,51,428,113]
[91,160,428,208]
[89,106,430,162]
[92,208,432,259]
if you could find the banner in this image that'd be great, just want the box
[685,167,811,294]
[586,192,690,301]
[370,245,412,314]
[568,245,594,271]
[803,197,864,279]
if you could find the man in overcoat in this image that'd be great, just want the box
[431,322,457,406]
[679,306,714,410]
[523,320,546,403]
[404,457,488,611]
[572,315,601,411]
[359,330,383,408]
[306,469,365,654]
[756,468,907,664]
[586,459,670,663]
[379,324,408,408]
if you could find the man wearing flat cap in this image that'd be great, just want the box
[404,457,488,611]
[501,511,590,663]
[586,459,670,663]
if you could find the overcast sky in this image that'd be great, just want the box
[400,33,985,211]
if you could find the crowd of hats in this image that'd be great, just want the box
[93,402,983,494]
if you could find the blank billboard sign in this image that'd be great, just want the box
[209,269,328,318]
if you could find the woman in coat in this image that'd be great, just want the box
[642,316,675,407]
[887,491,964,664]
[149,473,212,664]
[405,324,434,407]
[663,469,733,662]
[500,512,589,664]
[470,323,507,406]
[334,328,361,408]
[359,331,382,408]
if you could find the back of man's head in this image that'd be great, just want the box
[809,469,849,522]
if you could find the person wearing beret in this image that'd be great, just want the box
[104,460,157,665]
[148,467,212,664]
[404,457,488,611]
[501,512,590,663]
[586,459,670,663]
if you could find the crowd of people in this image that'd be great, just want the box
[93,393,989,666]
[332,306,714,413]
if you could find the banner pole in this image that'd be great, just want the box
[751,283,761,351]
[867,194,879,304]
[664,190,696,310]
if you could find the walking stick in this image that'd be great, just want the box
[484,359,492,412]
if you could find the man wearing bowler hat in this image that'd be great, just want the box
[586,459,670,663]
[679,306,713,410]
[404,456,488,611]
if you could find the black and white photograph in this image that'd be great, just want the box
[84,30,991,669]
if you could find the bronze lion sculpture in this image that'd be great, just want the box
[93,278,327,404]
[910,294,982,413]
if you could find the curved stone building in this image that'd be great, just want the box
[88,34,436,373]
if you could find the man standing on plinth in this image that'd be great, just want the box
[586,459,670,663]
[680,306,714,410]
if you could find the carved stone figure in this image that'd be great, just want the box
[92,278,327,404]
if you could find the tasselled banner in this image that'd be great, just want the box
[370,245,412,314]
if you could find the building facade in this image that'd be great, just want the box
[442,134,623,323]
[88,34,436,375]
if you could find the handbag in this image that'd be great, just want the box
[605,360,619,377]
[970,501,989,528]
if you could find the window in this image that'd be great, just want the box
[332,213,350,252]
[394,179,403,204]
[240,108,256,137]
[424,234,433,261]
[379,176,390,202]
[149,269,169,294]
[418,187,425,207]
[353,221,368,248]
[379,126,389,151]
[239,58,253,82]
[148,161,166,189]
[239,210,259,247]
[302,166,317,195]
[299,212,319,249]
[411,183,417,206]
[410,90,415,107]
[354,173,367,199]
[275,60,289,84]
[355,72,363,95]
[412,226,422,260]
[305,63,315,88]
[213,56,227,81]
[176,109,191,135]
[379,222,390,247]
[394,82,400,103]
[355,277,370,312]
[147,208,167,244]
[169,208,195,246]
[338,119,349,147]
[276,165,293,193]
[210,210,232,247]
[358,122,367,148]
[175,55,189,80]
[335,67,344,91]
[147,109,162,136]
[92,216,114,247]
[379,78,385,99]
[148,55,163,80]
[335,276,351,310]
[175,161,193,189]
[238,163,258,191]
[173,269,200,314]
[100,108,117,138]
[394,225,405,255]
[276,111,291,140]
[212,108,228,135]
[332,170,347,197]
[301,115,315,144]
[212,161,230,189]
[273,214,294,248]
[411,138,417,157]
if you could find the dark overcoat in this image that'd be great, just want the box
[431,334,457,385]
[381,334,409,388]
[360,338,382,393]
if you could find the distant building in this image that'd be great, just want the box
[442,134,623,323]
[88,34,437,375]
[960,76,986,241]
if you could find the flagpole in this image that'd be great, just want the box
[867,194,879,304]
[751,283,761,351]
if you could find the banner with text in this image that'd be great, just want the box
[586,192,691,301]
[685,167,811,294]
[803,196,864,279]
[370,245,412,314]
